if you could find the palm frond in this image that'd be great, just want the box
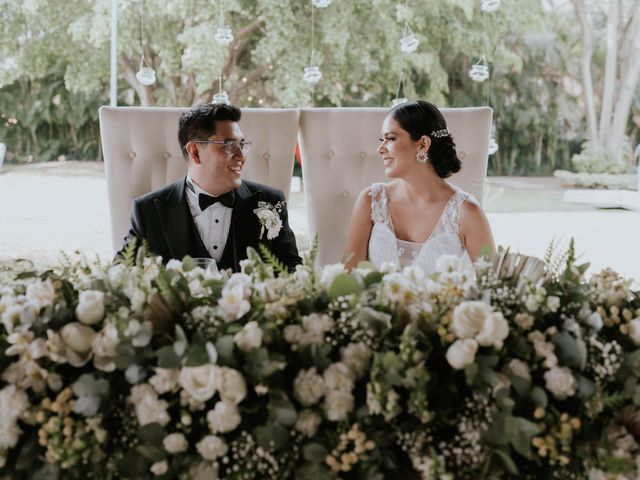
[303,234,319,269]
[258,243,287,276]
[121,237,139,267]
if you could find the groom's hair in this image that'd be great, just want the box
[178,103,242,159]
[389,100,462,178]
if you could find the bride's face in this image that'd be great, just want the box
[377,115,421,178]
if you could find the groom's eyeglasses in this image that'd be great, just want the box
[192,139,252,154]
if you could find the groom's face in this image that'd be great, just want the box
[190,120,246,195]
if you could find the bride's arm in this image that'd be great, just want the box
[459,201,496,261]
[342,188,373,268]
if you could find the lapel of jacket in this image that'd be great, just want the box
[154,178,209,260]
[218,181,262,271]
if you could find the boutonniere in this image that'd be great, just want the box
[253,201,285,240]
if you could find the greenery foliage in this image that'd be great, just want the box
[0,0,637,173]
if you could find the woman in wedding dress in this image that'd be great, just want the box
[343,100,495,273]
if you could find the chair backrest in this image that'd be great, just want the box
[99,106,299,252]
[298,106,492,265]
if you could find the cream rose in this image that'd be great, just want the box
[179,364,219,402]
[75,290,105,325]
[628,318,640,345]
[92,323,119,372]
[60,322,96,367]
[446,339,479,370]
[150,460,168,476]
[451,301,492,339]
[294,367,326,406]
[323,362,354,393]
[196,435,228,461]
[544,366,577,400]
[163,432,188,454]
[216,367,247,405]
[340,343,372,380]
[475,312,510,349]
[129,384,170,426]
[150,368,179,395]
[324,390,354,422]
[233,321,263,352]
[206,400,241,434]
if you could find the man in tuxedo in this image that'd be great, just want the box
[121,103,301,272]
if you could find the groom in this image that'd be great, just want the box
[121,103,301,272]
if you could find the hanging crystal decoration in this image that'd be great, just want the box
[214,27,233,46]
[136,55,156,85]
[304,2,322,86]
[212,91,230,104]
[312,0,331,7]
[135,0,156,86]
[303,65,322,85]
[392,69,407,106]
[481,0,501,13]
[469,56,489,82]
[488,136,499,154]
[400,22,419,53]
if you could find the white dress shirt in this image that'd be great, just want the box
[185,175,232,262]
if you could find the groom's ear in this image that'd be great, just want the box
[185,141,201,165]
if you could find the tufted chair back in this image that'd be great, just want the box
[298,107,493,265]
[99,106,299,252]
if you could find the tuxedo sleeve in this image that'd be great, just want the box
[272,191,302,272]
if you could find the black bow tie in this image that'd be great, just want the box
[199,191,235,210]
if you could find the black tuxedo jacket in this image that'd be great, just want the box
[121,178,301,272]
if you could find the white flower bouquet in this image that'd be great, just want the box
[0,241,639,479]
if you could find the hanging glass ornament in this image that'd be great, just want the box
[488,137,499,155]
[469,56,489,82]
[400,23,419,53]
[312,0,331,7]
[214,27,233,46]
[136,55,156,86]
[212,91,230,105]
[303,66,322,85]
[391,97,408,107]
[481,0,501,13]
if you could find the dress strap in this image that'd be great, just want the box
[435,190,469,236]
[369,183,391,225]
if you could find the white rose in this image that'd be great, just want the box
[507,359,531,382]
[475,312,510,349]
[544,366,577,400]
[217,367,247,404]
[163,432,188,454]
[129,384,170,426]
[295,409,322,438]
[92,323,119,372]
[60,322,96,367]
[323,363,354,393]
[451,301,492,339]
[149,368,179,395]
[340,343,372,379]
[514,313,535,330]
[628,319,640,345]
[284,325,303,345]
[75,290,105,325]
[324,390,354,422]
[179,364,219,402]
[294,368,326,406]
[150,460,168,476]
[218,284,251,322]
[446,339,479,370]
[525,295,541,313]
[320,263,346,290]
[207,400,241,433]
[196,435,228,461]
[233,321,263,352]
[186,461,220,480]
[0,385,28,449]
[25,280,56,310]
[546,295,561,313]
[300,313,334,345]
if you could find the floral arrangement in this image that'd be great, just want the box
[1,241,639,480]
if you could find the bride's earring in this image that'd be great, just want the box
[416,149,429,163]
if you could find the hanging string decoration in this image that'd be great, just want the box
[392,1,418,106]
[213,0,232,104]
[399,22,419,53]
[312,0,332,7]
[469,55,490,82]
[135,0,156,86]
[303,0,323,85]
[481,0,501,13]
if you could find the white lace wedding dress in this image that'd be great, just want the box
[368,183,475,274]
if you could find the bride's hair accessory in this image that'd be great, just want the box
[416,150,429,163]
[430,128,451,138]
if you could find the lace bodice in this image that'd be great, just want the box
[368,182,474,274]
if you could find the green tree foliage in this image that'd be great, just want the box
[1,0,633,176]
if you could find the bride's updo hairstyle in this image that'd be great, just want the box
[389,100,462,178]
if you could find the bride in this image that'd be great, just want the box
[342,100,495,273]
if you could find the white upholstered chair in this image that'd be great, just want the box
[98,106,299,252]
[298,107,493,265]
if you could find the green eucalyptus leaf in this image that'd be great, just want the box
[156,345,181,368]
[255,424,290,451]
[529,386,548,408]
[493,449,519,475]
[303,443,329,463]
[551,331,586,371]
[328,273,362,299]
